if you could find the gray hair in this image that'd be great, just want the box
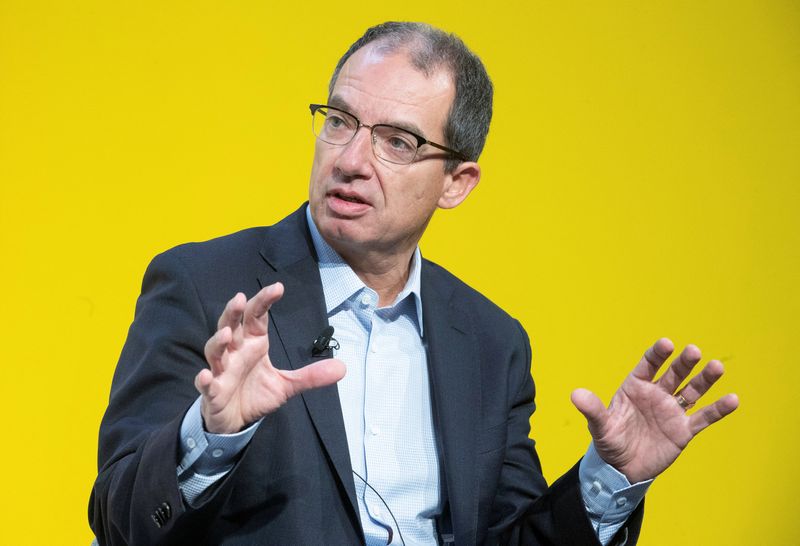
[328,22,493,172]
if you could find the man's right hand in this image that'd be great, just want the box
[195,282,346,434]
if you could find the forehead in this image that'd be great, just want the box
[330,44,454,139]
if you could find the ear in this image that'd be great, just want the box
[438,161,481,209]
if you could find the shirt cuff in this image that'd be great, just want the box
[579,442,652,544]
[177,396,262,476]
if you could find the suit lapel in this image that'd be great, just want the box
[422,263,481,546]
[256,205,359,522]
[255,209,481,541]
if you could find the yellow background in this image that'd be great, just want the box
[1,1,797,544]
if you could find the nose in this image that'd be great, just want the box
[333,125,374,180]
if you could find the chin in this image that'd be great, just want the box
[316,217,366,245]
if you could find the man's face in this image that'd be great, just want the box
[308,44,458,259]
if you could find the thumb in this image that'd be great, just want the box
[280,358,347,397]
[571,388,608,439]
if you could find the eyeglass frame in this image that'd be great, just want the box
[309,103,468,164]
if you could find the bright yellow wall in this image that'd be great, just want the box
[1,1,797,544]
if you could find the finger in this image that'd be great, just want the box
[194,368,214,397]
[656,344,702,393]
[278,358,346,398]
[243,283,284,337]
[217,292,247,331]
[204,326,232,376]
[631,338,675,381]
[570,388,609,439]
[194,371,230,427]
[676,359,725,405]
[689,393,740,436]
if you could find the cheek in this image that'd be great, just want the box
[308,149,330,194]
[410,173,445,204]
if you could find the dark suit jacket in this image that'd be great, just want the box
[90,204,643,545]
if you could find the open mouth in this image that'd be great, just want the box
[332,192,367,205]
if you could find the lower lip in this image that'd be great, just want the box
[327,194,371,216]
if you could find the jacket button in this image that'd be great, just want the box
[151,502,172,528]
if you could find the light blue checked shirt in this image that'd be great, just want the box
[176,209,650,544]
[307,209,439,546]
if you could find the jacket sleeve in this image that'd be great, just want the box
[488,321,644,546]
[89,250,240,545]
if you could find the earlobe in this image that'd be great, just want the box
[438,162,481,209]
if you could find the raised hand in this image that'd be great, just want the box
[194,282,346,434]
[570,338,739,483]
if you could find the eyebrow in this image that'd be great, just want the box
[328,95,429,140]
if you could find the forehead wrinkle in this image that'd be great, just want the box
[334,64,452,110]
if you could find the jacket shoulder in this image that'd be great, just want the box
[421,258,522,332]
[162,226,272,267]
[152,204,310,274]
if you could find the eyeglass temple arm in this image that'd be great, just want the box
[424,140,468,162]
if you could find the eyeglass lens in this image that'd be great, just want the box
[312,106,419,165]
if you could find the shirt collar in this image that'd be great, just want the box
[305,206,424,335]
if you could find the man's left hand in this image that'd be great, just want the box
[571,338,739,483]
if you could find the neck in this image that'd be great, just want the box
[335,244,417,307]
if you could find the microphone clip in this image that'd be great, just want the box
[312,325,340,356]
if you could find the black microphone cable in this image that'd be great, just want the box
[351,470,406,546]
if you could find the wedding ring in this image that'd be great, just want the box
[675,393,694,410]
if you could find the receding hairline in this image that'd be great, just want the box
[328,36,457,99]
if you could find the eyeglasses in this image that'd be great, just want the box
[309,103,467,165]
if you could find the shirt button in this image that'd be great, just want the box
[211,448,224,458]
[370,426,380,436]
[360,294,371,306]
[590,480,602,496]
[616,497,628,507]
[373,507,382,518]
[186,438,196,449]
[370,345,377,353]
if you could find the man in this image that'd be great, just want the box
[90,22,738,545]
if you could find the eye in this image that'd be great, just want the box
[326,113,349,130]
[386,133,414,152]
